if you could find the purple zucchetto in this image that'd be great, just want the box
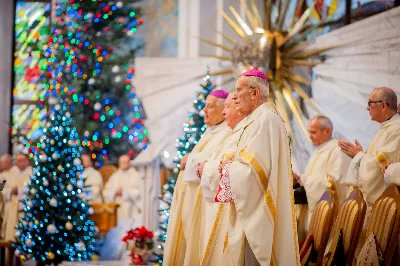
[209,89,229,99]
[240,68,268,81]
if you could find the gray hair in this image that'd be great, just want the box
[0,154,13,162]
[237,76,269,98]
[312,115,333,131]
[375,87,397,111]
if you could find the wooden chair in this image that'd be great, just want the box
[98,164,118,187]
[300,191,336,266]
[89,203,119,238]
[323,188,366,266]
[362,184,400,266]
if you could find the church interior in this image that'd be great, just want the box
[0,0,399,265]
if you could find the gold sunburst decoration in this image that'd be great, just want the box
[202,0,338,140]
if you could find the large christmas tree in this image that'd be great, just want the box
[14,100,97,266]
[153,70,215,264]
[43,0,148,165]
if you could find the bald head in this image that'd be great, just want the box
[308,116,333,146]
[375,87,397,111]
[367,87,398,123]
[118,155,131,171]
[0,154,13,172]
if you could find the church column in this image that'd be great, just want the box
[0,0,15,155]
[178,0,200,58]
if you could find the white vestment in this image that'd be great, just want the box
[1,166,32,241]
[83,166,103,203]
[297,139,350,240]
[101,167,142,261]
[384,160,400,186]
[198,118,249,266]
[163,121,231,266]
[343,114,400,218]
[211,103,300,266]
[103,167,142,224]
[164,124,222,265]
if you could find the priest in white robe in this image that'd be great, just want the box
[163,90,231,265]
[101,155,142,260]
[294,116,350,242]
[384,158,400,186]
[194,92,247,266]
[103,154,142,224]
[2,153,32,241]
[340,87,400,219]
[81,153,103,203]
[208,69,300,266]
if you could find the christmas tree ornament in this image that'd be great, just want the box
[47,251,55,260]
[66,221,73,230]
[47,224,56,234]
[25,239,33,247]
[73,158,81,166]
[49,198,57,207]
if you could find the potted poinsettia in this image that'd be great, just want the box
[122,226,154,265]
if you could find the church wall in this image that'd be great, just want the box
[0,0,15,155]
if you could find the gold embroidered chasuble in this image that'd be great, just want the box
[163,121,230,265]
[210,103,300,266]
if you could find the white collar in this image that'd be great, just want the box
[380,114,400,128]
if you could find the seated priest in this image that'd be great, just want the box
[101,154,142,261]
[103,154,142,224]
[81,153,103,203]
[2,153,32,241]
[293,116,350,242]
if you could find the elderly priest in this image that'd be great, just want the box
[163,89,231,265]
[208,69,300,266]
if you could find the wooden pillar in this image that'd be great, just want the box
[0,0,15,155]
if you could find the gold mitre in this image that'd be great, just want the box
[376,152,391,167]
[222,153,234,160]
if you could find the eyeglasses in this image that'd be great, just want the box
[368,100,383,107]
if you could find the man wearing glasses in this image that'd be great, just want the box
[339,87,400,224]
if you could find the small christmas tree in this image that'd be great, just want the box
[14,100,97,266]
[152,69,215,264]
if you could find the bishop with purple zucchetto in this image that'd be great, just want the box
[163,88,232,265]
[206,67,300,265]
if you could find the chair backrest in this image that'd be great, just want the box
[329,188,366,265]
[98,164,118,185]
[365,184,400,266]
[307,191,336,265]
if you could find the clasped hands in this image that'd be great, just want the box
[195,159,231,179]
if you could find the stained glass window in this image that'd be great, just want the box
[12,1,50,140]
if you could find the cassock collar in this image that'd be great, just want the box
[314,138,335,152]
[247,102,269,121]
[210,121,228,135]
[381,114,400,129]
[205,120,226,135]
